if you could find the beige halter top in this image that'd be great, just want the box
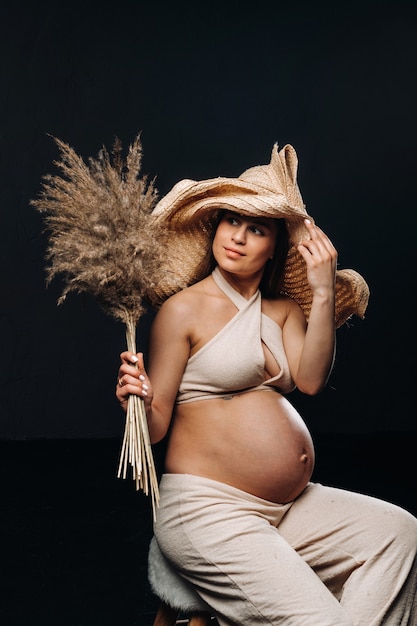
[176,267,295,404]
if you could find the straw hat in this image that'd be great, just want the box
[148,143,369,328]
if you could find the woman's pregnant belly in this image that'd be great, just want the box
[165,390,315,503]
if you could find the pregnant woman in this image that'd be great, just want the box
[116,144,417,625]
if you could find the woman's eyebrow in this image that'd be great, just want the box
[249,219,273,230]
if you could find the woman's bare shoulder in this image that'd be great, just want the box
[262,294,306,327]
[156,279,210,320]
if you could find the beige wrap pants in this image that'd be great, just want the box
[153,474,417,626]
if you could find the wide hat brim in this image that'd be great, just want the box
[147,144,369,328]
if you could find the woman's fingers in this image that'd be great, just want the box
[298,220,336,261]
[297,219,337,293]
[120,351,139,367]
[116,351,150,405]
[300,220,336,257]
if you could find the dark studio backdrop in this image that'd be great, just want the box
[2,0,417,480]
[1,1,417,623]
[2,0,416,437]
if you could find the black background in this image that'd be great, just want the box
[2,0,416,440]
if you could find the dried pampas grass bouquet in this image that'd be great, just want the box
[31,134,165,518]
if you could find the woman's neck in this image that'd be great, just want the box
[214,266,262,300]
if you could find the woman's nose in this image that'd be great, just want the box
[232,227,246,244]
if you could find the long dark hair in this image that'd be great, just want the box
[197,211,289,299]
[259,217,289,298]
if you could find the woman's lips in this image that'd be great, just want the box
[224,247,244,258]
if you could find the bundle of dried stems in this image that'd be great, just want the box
[31,134,166,518]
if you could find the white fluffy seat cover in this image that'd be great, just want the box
[148,536,211,612]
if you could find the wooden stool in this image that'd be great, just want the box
[148,536,216,626]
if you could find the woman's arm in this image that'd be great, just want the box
[115,293,192,443]
[283,219,337,395]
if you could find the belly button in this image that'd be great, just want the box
[300,453,308,463]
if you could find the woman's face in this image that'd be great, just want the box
[212,211,277,277]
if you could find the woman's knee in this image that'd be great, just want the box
[395,507,417,553]
[380,504,417,561]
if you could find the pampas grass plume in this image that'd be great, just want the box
[31,133,165,326]
[31,134,165,517]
